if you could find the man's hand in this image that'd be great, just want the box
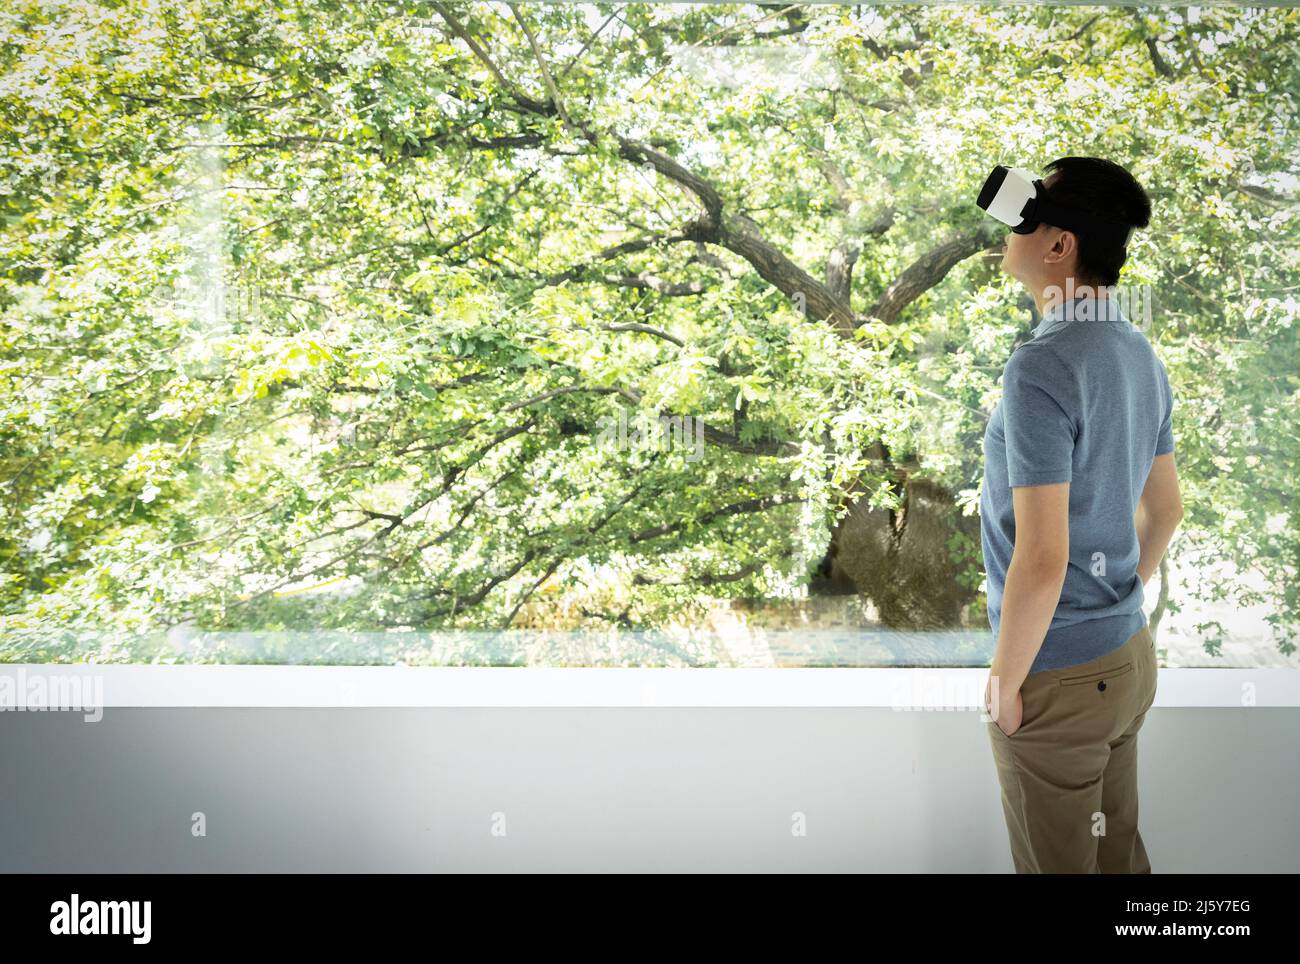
[986,676,1024,737]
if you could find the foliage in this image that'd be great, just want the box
[0,2,1295,662]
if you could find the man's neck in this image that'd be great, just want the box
[1035,280,1112,318]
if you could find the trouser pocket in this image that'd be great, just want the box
[1058,657,1141,743]
[1058,661,1134,691]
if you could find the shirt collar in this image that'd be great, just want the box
[1032,293,1127,338]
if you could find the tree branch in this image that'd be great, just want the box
[630,493,805,544]
[861,225,1003,326]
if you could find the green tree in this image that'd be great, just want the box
[1,2,1296,662]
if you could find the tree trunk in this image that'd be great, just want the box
[814,476,983,630]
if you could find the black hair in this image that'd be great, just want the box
[1042,157,1152,287]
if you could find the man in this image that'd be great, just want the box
[978,157,1184,874]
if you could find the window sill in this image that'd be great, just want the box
[0,664,1295,708]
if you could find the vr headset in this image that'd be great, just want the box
[976,166,1135,247]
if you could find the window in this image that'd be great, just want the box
[2,2,1296,669]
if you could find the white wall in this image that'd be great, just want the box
[1,704,1296,872]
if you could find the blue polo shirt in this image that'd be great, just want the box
[980,294,1175,673]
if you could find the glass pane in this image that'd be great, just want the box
[1,2,1295,667]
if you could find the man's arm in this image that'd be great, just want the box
[986,343,1077,729]
[1135,452,1183,585]
[989,482,1071,702]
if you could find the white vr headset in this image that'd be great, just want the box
[976,165,1136,247]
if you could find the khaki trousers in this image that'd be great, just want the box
[987,624,1158,873]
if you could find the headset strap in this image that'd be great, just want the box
[1025,180,1135,246]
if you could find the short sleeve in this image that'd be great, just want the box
[1000,343,1078,487]
[1154,359,1175,456]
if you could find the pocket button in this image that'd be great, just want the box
[1098,681,1106,692]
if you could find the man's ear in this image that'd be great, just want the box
[1044,227,1075,268]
